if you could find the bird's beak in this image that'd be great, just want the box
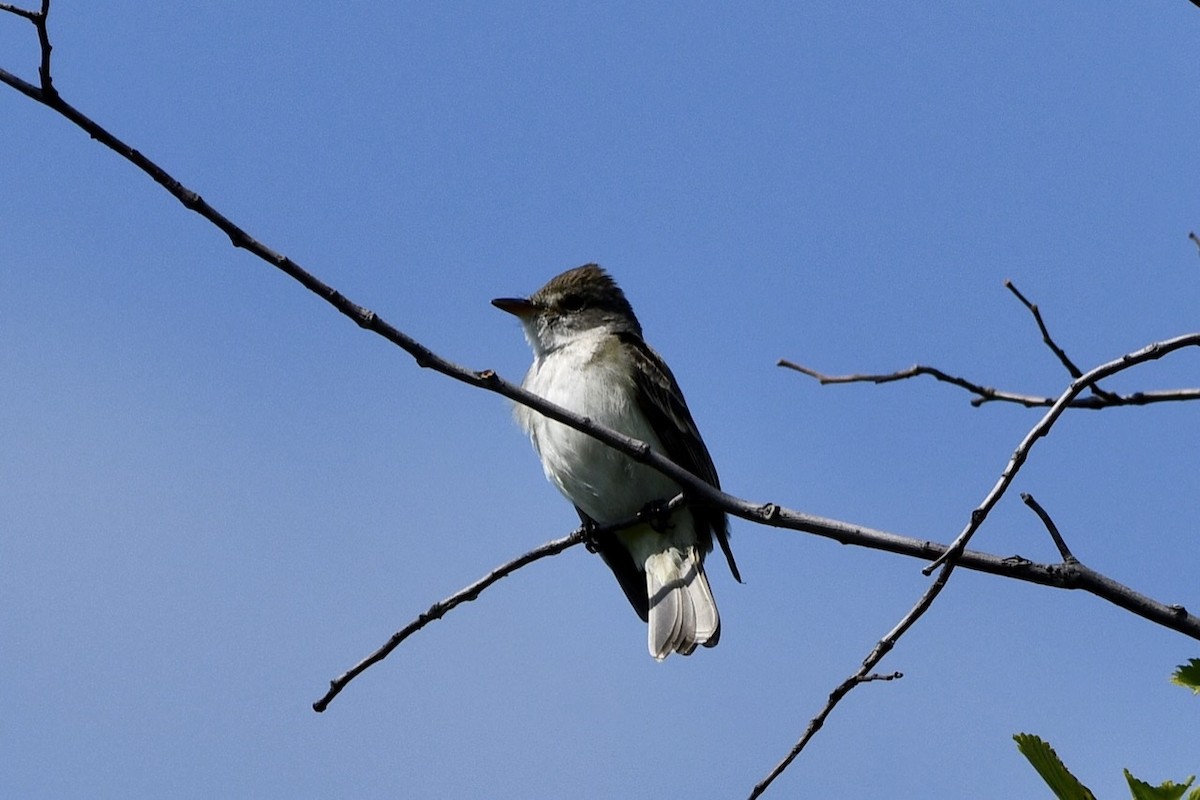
[491,296,538,319]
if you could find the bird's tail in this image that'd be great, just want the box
[643,546,720,661]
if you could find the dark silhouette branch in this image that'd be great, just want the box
[0,0,54,97]
[1021,493,1074,562]
[0,1,39,21]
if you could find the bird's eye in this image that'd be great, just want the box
[559,293,586,312]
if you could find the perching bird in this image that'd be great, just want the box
[493,264,740,660]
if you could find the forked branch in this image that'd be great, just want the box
[779,280,1200,409]
[754,333,1200,798]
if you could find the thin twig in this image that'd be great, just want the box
[313,496,688,712]
[0,3,40,21]
[860,671,903,683]
[34,0,54,96]
[313,531,584,712]
[0,1,54,95]
[1190,231,1200,256]
[781,280,1197,410]
[752,548,952,797]
[1021,493,1074,561]
[1005,281,1121,403]
[777,359,1200,410]
[779,359,1052,408]
[751,672,879,798]
[1004,281,1085,379]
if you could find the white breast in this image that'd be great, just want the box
[517,330,679,523]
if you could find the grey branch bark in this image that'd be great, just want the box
[779,279,1200,410]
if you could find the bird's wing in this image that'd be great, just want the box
[617,332,741,583]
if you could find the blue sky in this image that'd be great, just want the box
[3,3,1199,797]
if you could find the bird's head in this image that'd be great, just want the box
[492,264,643,355]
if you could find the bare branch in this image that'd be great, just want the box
[1004,280,1085,380]
[778,359,1055,408]
[780,282,1197,411]
[754,332,1200,797]
[860,671,903,683]
[754,538,956,796]
[0,0,54,96]
[313,531,585,712]
[778,359,1200,410]
[1021,493,1074,561]
[1190,230,1200,256]
[751,671,885,798]
[312,495,688,712]
[925,334,1198,575]
[0,3,40,21]
[315,477,1199,715]
[1005,280,1122,403]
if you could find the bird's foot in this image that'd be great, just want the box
[581,519,603,553]
[637,499,675,533]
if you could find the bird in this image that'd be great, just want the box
[492,264,740,660]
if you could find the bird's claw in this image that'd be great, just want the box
[637,499,675,533]
[582,520,603,553]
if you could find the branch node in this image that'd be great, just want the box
[757,502,780,522]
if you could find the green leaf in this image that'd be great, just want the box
[1170,659,1200,695]
[1124,769,1196,800]
[1013,733,1097,800]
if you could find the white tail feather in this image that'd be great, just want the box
[644,546,720,660]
